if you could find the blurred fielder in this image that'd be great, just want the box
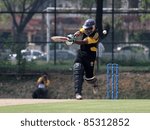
[32,73,50,99]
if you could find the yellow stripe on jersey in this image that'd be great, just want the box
[90,47,97,51]
[86,36,99,44]
[85,32,99,44]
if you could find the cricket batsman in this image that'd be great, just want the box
[67,18,109,100]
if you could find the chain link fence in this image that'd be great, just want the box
[0,0,150,74]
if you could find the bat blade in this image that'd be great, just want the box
[51,36,69,42]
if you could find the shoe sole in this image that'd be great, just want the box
[76,97,82,100]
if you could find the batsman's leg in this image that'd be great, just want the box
[85,77,98,95]
[73,62,84,99]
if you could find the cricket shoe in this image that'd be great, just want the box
[75,93,82,100]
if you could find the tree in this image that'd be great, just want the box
[2,0,48,42]
[140,0,150,58]
[141,0,150,9]
[1,0,48,73]
[140,0,150,22]
[81,0,95,9]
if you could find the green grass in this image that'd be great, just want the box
[0,60,150,73]
[0,100,150,113]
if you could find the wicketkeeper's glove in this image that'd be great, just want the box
[66,34,76,45]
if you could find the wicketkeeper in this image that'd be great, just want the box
[32,73,50,99]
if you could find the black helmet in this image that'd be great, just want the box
[82,19,95,29]
[82,19,96,35]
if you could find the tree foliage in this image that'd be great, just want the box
[141,0,150,9]
[1,0,47,35]
[0,0,48,73]
[80,0,95,8]
[140,0,150,22]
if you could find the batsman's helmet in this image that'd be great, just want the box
[82,19,96,35]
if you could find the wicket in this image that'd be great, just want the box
[106,63,119,99]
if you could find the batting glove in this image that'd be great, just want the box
[66,34,76,45]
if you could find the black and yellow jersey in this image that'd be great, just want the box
[79,28,99,58]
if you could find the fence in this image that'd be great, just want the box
[0,0,150,73]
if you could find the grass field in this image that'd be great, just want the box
[0,99,150,113]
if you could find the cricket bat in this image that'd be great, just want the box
[51,36,69,42]
[51,34,75,45]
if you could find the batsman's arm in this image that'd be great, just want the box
[74,30,82,37]
[73,30,86,45]
[73,32,99,45]
[73,39,88,45]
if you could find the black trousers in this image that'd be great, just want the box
[32,88,48,99]
[73,50,96,95]
[74,50,96,79]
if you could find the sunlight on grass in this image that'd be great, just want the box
[0,100,149,113]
